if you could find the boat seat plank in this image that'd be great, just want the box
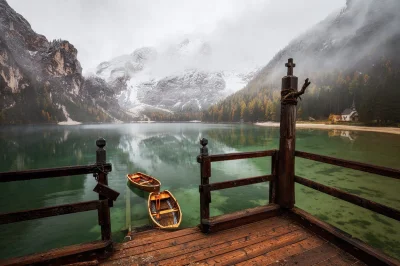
[151,208,179,215]
[150,194,170,200]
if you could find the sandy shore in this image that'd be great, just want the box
[255,122,400,135]
[58,121,82,125]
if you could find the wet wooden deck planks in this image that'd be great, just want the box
[100,216,365,266]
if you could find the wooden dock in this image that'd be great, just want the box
[101,215,363,266]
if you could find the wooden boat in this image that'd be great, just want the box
[148,190,182,229]
[126,172,161,192]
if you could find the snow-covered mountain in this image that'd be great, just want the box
[92,39,259,118]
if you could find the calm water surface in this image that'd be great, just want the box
[0,123,399,259]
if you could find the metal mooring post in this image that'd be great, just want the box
[277,58,310,209]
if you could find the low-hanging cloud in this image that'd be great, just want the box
[8,0,345,73]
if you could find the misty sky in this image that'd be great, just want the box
[8,0,345,72]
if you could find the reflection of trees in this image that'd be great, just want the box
[206,126,279,149]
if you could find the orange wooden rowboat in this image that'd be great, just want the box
[148,190,182,229]
[126,172,161,193]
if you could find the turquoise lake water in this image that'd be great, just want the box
[0,123,399,260]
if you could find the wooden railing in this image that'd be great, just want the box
[197,138,279,233]
[0,138,120,263]
[294,151,400,222]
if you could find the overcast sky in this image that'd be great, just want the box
[8,0,345,72]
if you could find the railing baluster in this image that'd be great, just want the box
[269,151,278,204]
[197,138,211,233]
[96,138,112,241]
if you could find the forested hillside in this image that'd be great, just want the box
[203,56,400,124]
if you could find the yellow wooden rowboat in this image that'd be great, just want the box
[148,190,182,229]
[126,172,161,193]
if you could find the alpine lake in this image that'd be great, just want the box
[0,123,399,260]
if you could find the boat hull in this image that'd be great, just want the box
[126,172,161,193]
[148,190,182,229]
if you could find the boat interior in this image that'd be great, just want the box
[150,192,180,227]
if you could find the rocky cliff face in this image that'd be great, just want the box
[0,0,129,124]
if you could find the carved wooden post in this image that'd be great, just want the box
[197,138,211,233]
[96,138,112,241]
[277,58,298,209]
[276,59,310,208]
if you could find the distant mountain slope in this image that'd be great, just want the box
[0,0,130,124]
[92,39,259,119]
[204,0,400,124]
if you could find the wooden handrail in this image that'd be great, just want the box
[208,150,276,162]
[201,175,274,192]
[0,200,103,225]
[295,151,400,179]
[295,175,400,221]
[0,137,116,247]
[0,163,112,182]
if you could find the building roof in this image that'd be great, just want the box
[342,108,353,115]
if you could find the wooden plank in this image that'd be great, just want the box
[115,227,200,251]
[268,242,340,265]
[288,207,400,266]
[315,252,359,266]
[104,217,292,264]
[295,175,400,222]
[202,175,274,191]
[124,228,168,241]
[0,240,111,266]
[0,163,112,182]
[204,204,281,233]
[154,221,301,265]
[236,234,326,265]
[0,200,101,225]
[209,150,275,162]
[64,260,99,266]
[201,230,314,265]
[295,151,400,179]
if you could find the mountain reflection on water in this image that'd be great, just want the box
[0,123,399,260]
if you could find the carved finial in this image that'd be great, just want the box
[96,138,106,149]
[285,58,296,76]
[200,138,208,147]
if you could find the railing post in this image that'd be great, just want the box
[277,58,298,209]
[96,138,112,241]
[269,151,277,203]
[197,138,211,233]
[277,58,310,209]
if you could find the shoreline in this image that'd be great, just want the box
[255,122,400,135]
